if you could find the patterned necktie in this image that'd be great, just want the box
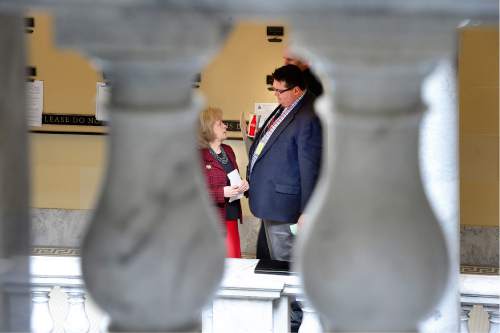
[262,107,283,136]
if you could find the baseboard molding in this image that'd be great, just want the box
[31,246,499,276]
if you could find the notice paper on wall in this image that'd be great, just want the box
[254,102,278,128]
[26,80,43,127]
[96,82,110,121]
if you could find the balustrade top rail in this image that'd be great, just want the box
[31,256,84,289]
[30,256,499,304]
[460,273,500,310]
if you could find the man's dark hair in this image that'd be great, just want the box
[272,64,306,90]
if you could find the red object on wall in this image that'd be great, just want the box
[247,114,258,138]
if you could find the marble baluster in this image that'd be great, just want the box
[31,290,54,333]
[487,307,500,333]
[290,9,462,333]
[0,11,31,332]
[213,2,494,332]
[22,4,232,331]
[460,306,471,333]
[82,64,226,332]
[63,289,90,333]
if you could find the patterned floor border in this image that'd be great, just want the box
[32,246,80,257]
[31,247,499,275]
[460,265,499,275]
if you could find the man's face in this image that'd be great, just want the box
[272,80,301,108]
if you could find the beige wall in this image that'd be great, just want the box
[27,11,105,134]
[27,11,106,209]
[199,21,286,133]
[28,14,285,209]
[31,13,499,228]
[459,26,499,227]
[198,21,287,216]
[31,133,107,209]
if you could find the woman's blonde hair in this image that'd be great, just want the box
[198,107,223,147]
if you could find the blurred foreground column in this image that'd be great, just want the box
[0,12,31,332]
[287,2,498,332]
[0,1,231,331]
[62,4,229,331]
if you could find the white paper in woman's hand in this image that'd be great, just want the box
[227,169,243,202]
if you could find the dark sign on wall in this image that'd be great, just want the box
[223,120,241,132]
[42,114,106,126]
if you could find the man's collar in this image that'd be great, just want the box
[284,90,307,110]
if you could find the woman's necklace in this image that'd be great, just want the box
[209,146,229,165]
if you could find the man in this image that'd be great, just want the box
[248,64,323,261]
[256,54,324,260]
[283,50,324,98]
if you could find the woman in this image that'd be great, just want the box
[199,107,249,258]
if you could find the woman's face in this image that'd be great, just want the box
[212,118,227,143]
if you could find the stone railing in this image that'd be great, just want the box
[30,256,498,333]
[1,2,497,331]
[31,287,90,333]
[460,274,500,333]
[30,256,108,333]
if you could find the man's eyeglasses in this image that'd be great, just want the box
[271,86,295,94]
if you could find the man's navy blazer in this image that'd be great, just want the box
[248,91,323,223]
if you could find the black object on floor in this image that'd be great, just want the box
[254,259,294,275]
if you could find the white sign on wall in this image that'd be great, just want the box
[26,80,43,127]
[96,82,110,121]
[254,102,278,128]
